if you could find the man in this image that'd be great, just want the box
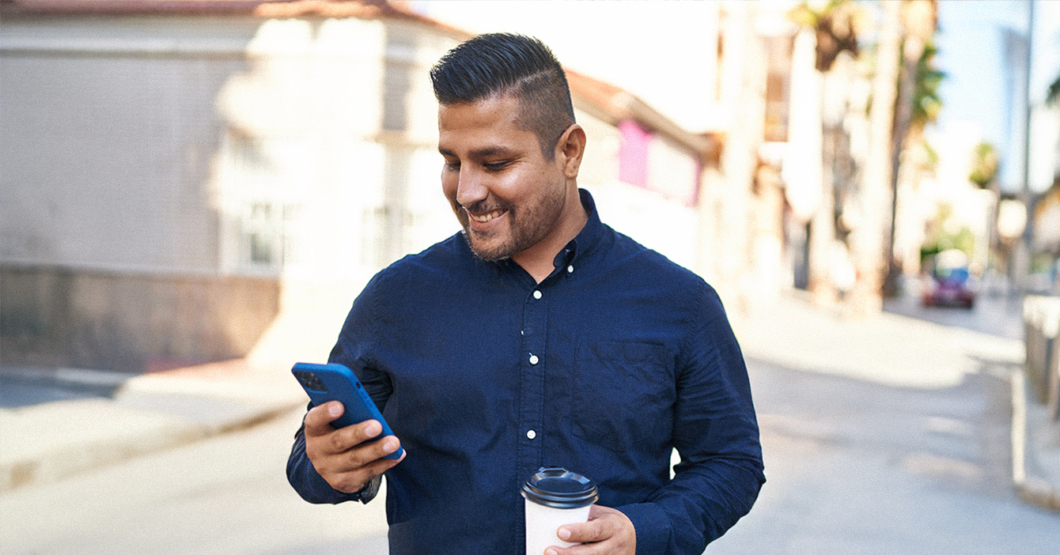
[287,33,764,554]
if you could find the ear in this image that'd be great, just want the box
[556,124,586,179]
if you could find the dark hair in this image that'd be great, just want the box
[430,33,575,159]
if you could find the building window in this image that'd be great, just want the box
[241,200,299,271]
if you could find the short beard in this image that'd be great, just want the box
[459,185,566,262]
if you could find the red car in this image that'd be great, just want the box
[921,251,975,308]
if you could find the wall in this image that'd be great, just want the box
[0,17,258,273]
[0,15,457,369]
[0,265,280,371]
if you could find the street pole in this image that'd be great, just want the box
[1017,0,1036,294]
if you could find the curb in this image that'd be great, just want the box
[0,365,306,493]
[1010,369,1060,512]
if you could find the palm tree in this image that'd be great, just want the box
[848,0,902,315]
[787,0,863,305]
[969,142,1000,190]
[885,0,941,293]
[698,1,768,313]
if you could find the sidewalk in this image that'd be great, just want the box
[1,279,349,493]
[0,360,307,492]
[1,293,1058,514]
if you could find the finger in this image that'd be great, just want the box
[358,444,407,476]
[557,506,624,544]
[332,447,407,493]
[319,419,384,459]
[552,507,635,555]
[345,433,403,468]
[303,401,344,436]
[557,519,606,545]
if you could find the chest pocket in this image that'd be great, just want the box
[572,341,675,453]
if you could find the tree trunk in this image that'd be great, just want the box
[849,0,902,315]
[709,0,768,314]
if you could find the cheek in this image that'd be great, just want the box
[441,172,458,202]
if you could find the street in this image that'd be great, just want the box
[0,407,391,555]
[2,293,1059,554]
[882,281,1026,341]
[710,359,1058,554]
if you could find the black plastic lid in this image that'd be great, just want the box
[521,467,599,509]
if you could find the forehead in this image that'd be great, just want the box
[437,94,536,154]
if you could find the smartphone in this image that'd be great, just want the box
[292,362,403,460]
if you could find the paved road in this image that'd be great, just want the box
[0,407,390,555]
[708,359,1060,554]
[883,286,1025,341]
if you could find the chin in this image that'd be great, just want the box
[464,232,514,262]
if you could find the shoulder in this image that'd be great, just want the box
[605,227,708,289]
[367,232,470,291]
[344,233,469,333]
[599,226,728,319]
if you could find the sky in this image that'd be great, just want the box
[933,0,1060,191]
[408,0,741,132]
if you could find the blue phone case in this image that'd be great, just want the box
[292,362,404,460]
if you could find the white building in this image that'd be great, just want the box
[0,0,713,370]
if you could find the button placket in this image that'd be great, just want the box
[516,285,548,476]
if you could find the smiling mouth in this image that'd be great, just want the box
[468,208,507,223]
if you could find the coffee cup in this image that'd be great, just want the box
[521,466,599,555]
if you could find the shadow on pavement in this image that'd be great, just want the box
[0,367,133,409]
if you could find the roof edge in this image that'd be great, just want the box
[567,68,719,160]
[0,0,432,22]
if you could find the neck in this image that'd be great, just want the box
[512,188,588,283]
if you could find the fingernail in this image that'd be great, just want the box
[383,438,398,453]
[365,421,381,437]
[558,527,571,540]
[545,550,557,555]
[328,403,342,417]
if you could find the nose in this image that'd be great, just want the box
[455,166,488,209]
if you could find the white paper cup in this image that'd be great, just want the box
[522,467,599,555]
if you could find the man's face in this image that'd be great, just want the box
[438,93,569,262]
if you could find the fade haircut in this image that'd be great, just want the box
[430,33,576,159]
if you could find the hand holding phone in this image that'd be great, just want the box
[293,362,404,461]
[295,362,405,495]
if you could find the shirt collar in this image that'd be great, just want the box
[486,188,605,279]
[544,188,602,276]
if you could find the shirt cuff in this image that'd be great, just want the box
[356,474,382,504]
[616,502,672,555]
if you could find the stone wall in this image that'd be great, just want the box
[1,266,280,371]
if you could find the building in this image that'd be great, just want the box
[0,0,714,371]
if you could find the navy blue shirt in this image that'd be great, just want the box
[287,189,764,554]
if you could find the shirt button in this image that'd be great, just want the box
[533,290,542,300]
[529,354,539,365]
[567,265,574,274]
[526,430,537,440]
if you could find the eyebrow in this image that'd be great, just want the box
[438,146,517,159]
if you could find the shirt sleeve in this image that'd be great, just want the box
[285,273,391,505]
[618,284,766,554]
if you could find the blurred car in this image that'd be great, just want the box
[921,249,976,309]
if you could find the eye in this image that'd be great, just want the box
[444,161,460,172]
[483,160,510,172]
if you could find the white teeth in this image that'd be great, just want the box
[470,209,504,223]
